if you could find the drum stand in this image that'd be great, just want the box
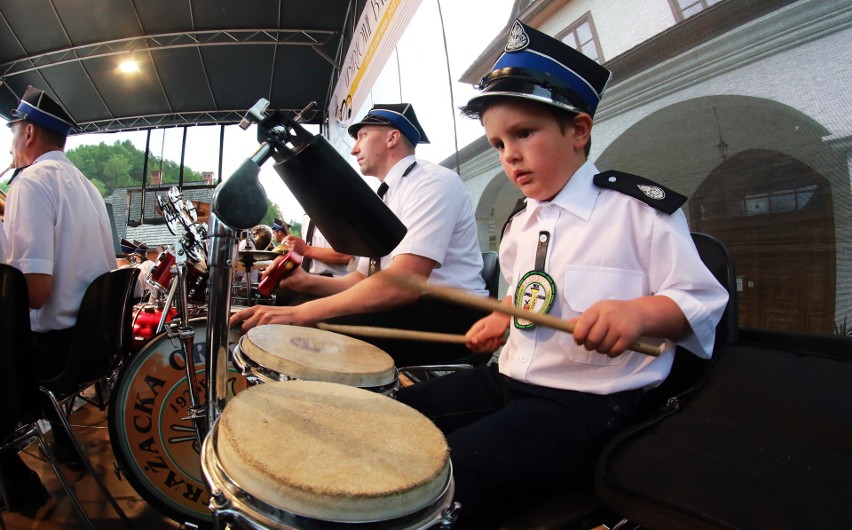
[204,214,239,430]
[170,242,208,444]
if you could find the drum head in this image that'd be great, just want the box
[108,318,248,527]
[213,381,450,523]
[240,324,396,388]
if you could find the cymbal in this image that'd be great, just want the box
[238,249,279,263]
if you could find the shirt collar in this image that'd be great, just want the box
[516,160,600,228]
[34,150,67,164]
[382,155,417,190]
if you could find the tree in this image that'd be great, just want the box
[66,139,208,197]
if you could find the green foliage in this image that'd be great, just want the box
[256,203,301,236]
[90,178,107,196]
[66,139,206,197]
[260,202,282,227]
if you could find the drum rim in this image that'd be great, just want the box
[201,420,455,529]
[108,318,245,527]
[235,335,400,394]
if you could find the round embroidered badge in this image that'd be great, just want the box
[513,270,557,329]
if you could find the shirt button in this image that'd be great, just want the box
[519,355,530,363]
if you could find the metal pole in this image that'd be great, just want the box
[205,213,238,429]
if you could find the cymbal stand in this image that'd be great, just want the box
[165,235,208,446]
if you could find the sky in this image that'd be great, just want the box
[0,0,515,223]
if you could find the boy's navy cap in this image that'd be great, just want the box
[8,85,76,136]
[468,21,612,118]
[347,103,430,145]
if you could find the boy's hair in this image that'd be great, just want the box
[461,96,592,158]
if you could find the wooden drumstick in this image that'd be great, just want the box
[316,323,469,344]
[386,273,664,357]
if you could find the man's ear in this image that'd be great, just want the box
[386,129,401,148]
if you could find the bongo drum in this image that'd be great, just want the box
[233,324,399,396]
[202,381,459,529]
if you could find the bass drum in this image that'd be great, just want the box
[108,318,248,528]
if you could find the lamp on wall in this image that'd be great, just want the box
[713,106,728,160]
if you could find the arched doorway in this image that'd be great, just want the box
[690,149,835,333]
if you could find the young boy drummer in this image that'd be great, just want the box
[396,21,729,529]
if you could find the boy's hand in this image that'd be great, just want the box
[466,311,511,353]
[569,299,646,357]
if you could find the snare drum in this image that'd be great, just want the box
[233,324,399,396]
[202,381,458,529]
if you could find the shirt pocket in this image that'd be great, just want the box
[559,265,645,366]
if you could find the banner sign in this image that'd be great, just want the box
[327,0,422,153]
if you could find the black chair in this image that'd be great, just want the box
[499,232,738,529]
[38,267,139,527]
[0,264,96,528]
[42,267,139,413]
[481,250,500,299]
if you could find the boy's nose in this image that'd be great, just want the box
[503,143,520,162]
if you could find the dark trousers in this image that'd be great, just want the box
[323,298,488,367]
[1,328,75,483]
[396,365,641,529]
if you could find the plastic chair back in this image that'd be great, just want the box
[41,268,139,395]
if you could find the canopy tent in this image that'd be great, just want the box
[0,0,367,133]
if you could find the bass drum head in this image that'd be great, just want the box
[108,318,248,527]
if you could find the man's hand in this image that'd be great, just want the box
[229,304,312,333]
[284,235,309,256]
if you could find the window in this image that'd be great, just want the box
[557,13,603,64]
[670,0,724,22]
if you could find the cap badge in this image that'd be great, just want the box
[505,20,530,52]
[638,184,666,200]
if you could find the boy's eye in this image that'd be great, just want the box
[518,129,531,139]
[490,140,504,151]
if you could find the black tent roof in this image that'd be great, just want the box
[0,0,367,133]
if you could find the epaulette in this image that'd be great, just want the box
[501,197,528,237]
[593,170,686,215]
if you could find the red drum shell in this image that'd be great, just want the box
[131,303,177,351]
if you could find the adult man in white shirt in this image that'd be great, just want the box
[3,86,115,509]
[232,103,489,366]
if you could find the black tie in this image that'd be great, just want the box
[376,161,414,201]
[369,161,415,276]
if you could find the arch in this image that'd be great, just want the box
[596,95,843,334]
[691,149,835,333]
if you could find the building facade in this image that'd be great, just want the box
[449,0,852,334]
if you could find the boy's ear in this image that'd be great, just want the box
[571,113,593,151]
